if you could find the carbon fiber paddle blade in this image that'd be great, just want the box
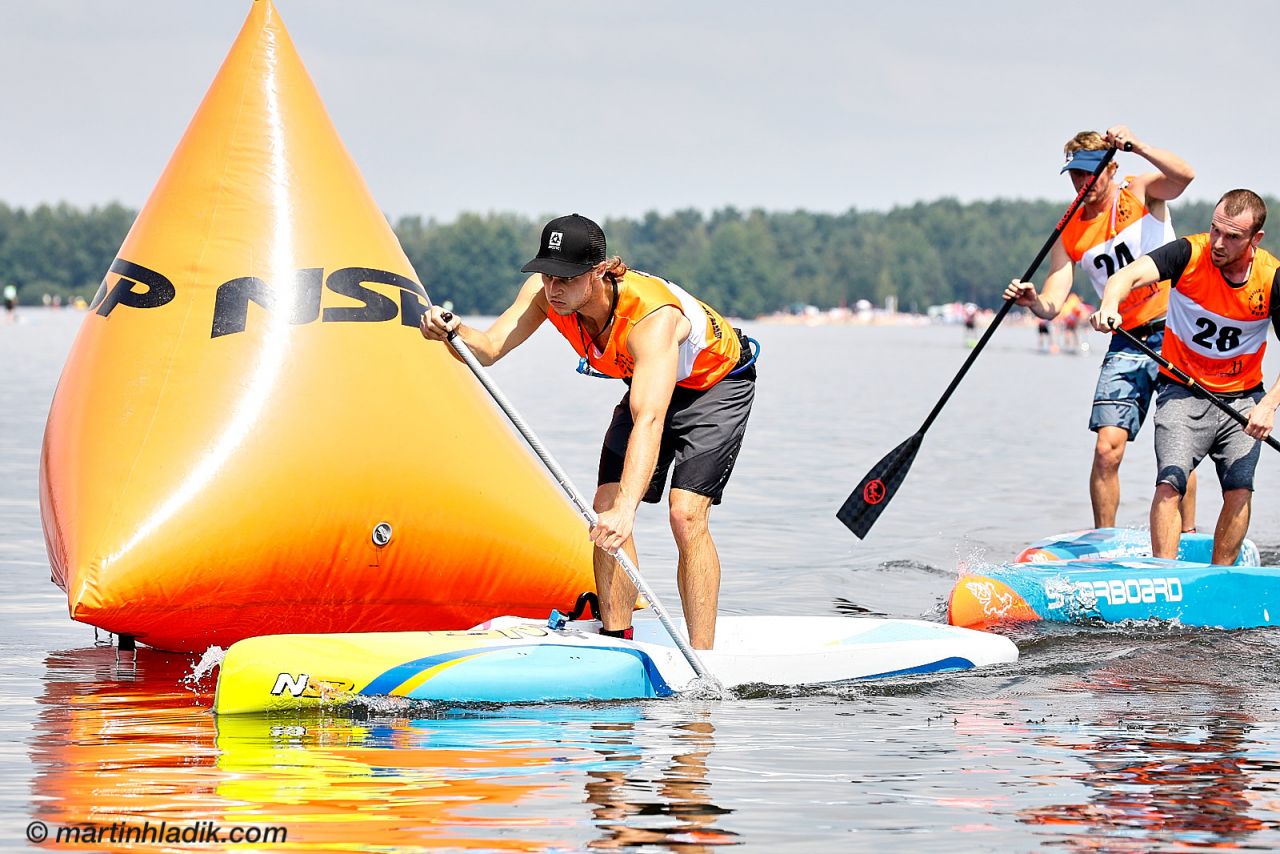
[836,433,923,539]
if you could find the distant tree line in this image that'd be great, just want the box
[4,198,1276,317]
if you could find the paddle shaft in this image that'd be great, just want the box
[1112,325,1280,452]
[919,145,1120,434]
[441,325,720,687]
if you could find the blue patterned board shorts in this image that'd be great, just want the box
[1089,328,1165,441]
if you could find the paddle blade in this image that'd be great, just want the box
[836,433,923,539]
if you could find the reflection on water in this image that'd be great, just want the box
[14,314,1280,849]
[586,717,738,850]
[1020,670,1280,850]
[1025,712,1269,849]
[1013,665,1280,850]
[30,646,737,850]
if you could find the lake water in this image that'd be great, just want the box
[6,307,1280,851]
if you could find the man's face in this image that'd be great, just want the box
[1067,163,1112,205]
[541,270,594,315]
[1208,203,1263,270]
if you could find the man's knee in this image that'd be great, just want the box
[668,491,712,542]
[1093,429,1127,470]
[1154,482,1183,506]
[1221,487,1253,510]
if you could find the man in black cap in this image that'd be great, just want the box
[420,214,755,649]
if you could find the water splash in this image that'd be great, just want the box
[680,676,727,702]
[183,645,226,691]
[953,539,994,577]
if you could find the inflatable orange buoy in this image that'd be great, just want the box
[39,0,595,652]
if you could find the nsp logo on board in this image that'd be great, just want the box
[1045,577,1183,610]
[271,673,356,698]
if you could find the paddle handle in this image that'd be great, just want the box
[918,146,1120,435]
[1112,326,1280,453]
[440,319,720,687]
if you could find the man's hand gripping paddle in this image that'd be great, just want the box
[836,145,1125,538]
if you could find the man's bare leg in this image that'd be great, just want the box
[593,482,638,631]
[1090,426,1128,528]
[1150,483,1184,559]
[1093,430,1198,531]
[669,488,719,650]
[1180,471,1198,532]
[1212,488,1252,566]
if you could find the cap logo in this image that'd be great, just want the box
[548,231,563,250]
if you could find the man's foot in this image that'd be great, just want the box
[599,626,634,640]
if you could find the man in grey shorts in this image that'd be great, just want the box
[420,214,754,649]
[1091,190,1280,564]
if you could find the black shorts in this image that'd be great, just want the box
[598,374,755,505]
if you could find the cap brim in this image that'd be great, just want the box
[521,257,593,277]
[1060,155,1110,174]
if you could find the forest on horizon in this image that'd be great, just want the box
[2,197,1275,318]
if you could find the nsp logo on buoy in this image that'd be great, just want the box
[90,257,429,338]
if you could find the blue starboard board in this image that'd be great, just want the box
[951,529,1271,628]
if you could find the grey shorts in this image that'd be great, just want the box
[598,375,755,505]
[1153,383,1263,494]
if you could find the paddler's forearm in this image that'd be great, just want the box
[1092,261,1157,332]
[1098,271,1140,318]
[1134,141,1196,196]
[449,323,501,366]
[615,416,664,513]
[1257,384,1280,418]
[1031,270,1074,319]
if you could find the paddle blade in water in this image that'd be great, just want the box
[836,433,923,539]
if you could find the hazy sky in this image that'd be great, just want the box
[5,1,1279,223]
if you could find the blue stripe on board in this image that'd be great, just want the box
[861,656,975,680]
[362,642,673,698]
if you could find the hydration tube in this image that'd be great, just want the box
[728,335,760,377]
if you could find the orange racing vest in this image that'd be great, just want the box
[1163,234,1280,394]
[546,270,740,390]
[1060,180,1175,329]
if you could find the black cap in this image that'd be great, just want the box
[521,214,607,278]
